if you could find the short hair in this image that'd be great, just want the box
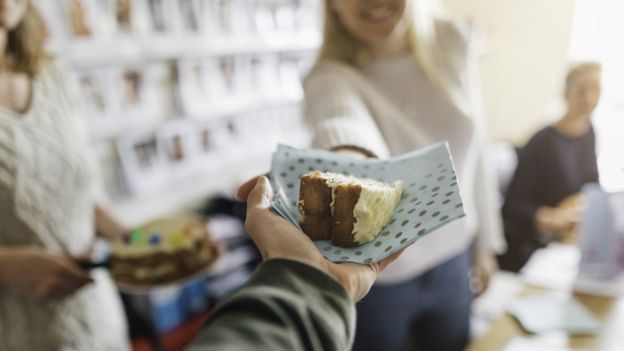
[565,62,602,92]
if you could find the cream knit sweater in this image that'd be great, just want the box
[304,19,506,283]
[0,63,127,350]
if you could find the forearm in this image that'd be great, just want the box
[94,205,127,241]
[0,246,28,289]
[331,145,377,159]
[0,247,10,288]
[189,259,355,351]
[474,150,505,254]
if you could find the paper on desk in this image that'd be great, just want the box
[507,294,600,335]
[502,335,573,351]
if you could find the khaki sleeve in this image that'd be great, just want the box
[188,259,355,351]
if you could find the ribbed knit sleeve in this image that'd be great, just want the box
[303,62,390,158]
[189,259,355,351]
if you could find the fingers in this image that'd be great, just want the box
[235,176,261,202]
[44,280,84,300]
[470,270,489,296]
[235,174,271,202]
[37,261,93,300]
[376,247,406,272]
[55,262,93,299]
[245,176,273,214]
[59,259,94,286]
[330,248,407,302]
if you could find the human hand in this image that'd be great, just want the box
[236,176,404,301]
[0,247,93,301]
[470,250,498,296]
[535,205,580,239]
[556,194,584,243]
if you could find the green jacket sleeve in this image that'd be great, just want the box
[187,259,355,351]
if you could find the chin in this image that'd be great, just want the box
[359,25,403,46]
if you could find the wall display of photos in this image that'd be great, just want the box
[34,0,320,226]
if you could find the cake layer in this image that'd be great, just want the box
[331,183,362,247]
[298,173,332,240]
[112,239,218,285]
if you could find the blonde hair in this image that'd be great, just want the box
[6,4,48,76]
[565,62,601,92]
[318,0,443,89]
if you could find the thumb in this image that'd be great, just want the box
[235,176,261,202]
[246,176,273,217]
[60,258,94,284]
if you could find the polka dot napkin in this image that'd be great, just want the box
[269,142,465,264]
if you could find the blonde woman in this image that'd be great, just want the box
[0,1,128,350]
[304,1,506,350]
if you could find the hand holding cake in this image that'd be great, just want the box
[236,176,405,301]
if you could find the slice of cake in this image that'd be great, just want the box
[298,171,403,247]
[111,214,219,285]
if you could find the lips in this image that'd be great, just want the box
[361,3,397,23]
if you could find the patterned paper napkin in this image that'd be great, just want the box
[269,142,465,264]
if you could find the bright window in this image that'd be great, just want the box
[569,0,624,191]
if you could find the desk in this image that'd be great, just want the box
[468,287,624,351]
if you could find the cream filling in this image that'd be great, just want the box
[352,181,403,244]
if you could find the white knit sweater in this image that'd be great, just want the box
[304,19,506,283]
[0,63,127,350]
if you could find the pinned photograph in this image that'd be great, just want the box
[79,73,108,115]
[115,0,133,33]
[147,0,169,33]
[158,121,198,179]
[177,60,213,116]
[178,0,203,33]
[121,69,143,108]
[193,119,232,171]
[67,0,92,37]
[117,134,168,194]
[133,138,160,170]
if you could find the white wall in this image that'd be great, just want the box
[443,0,577,145]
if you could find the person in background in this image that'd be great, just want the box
[498,62,602,272]
[188,176,405,351]
[0,1,129,349]
[303,1,506,350]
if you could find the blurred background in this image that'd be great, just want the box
[24,0,624,350]
[33,0,623,228]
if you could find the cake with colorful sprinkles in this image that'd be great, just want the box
[111,214,219,285]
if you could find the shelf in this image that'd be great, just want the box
[53,30,321,68]
[184,94,303,120]
[89,114,167,141]
[147,30,321,60]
